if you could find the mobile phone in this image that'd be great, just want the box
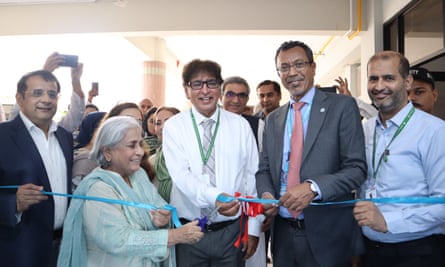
[318,86,337,94]
[59,54,78,68]
[92,82,99,96]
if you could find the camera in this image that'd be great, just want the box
[92,82,99,95]
[59,54,78,68]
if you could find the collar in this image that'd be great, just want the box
[376,102,413,128]
[19,111,58,134]
[191,105,220,124]
[289,87,316,107]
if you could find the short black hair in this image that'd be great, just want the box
[256,80,281,95]
[17,70,61,96]
[85,103,99,111]
[182,59,223,87]
[274,40,314,65]
[222,76,250,94]
[368,51,410,79]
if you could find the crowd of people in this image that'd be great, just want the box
[0,42,444,267]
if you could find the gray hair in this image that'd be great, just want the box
[89,116,142,167]
[222,76,250,94]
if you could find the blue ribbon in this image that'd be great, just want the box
[4,185,444,230]
[0,185,184,228]
[216,194,445,205]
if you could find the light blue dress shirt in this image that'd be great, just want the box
[361,102,445,243]
[279,87,321,218]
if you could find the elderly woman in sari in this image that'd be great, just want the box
[58,116,203,267]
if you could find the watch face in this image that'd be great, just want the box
[310,183,316,192]
[309,183,318,196]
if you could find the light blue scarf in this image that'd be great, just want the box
[57,167,175,267]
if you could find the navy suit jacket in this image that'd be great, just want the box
[242,114,260,146]
[0,116,73,266]
[256,89,367,267]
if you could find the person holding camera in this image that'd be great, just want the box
[9,52,86,133]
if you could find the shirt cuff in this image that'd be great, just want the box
[306,179,322,200]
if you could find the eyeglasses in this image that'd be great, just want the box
[28,89,59,99]
[225,91,249,100]
[187,79,221,90]
[277,61,312,74]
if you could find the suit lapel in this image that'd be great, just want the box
[55,128,71,166]
[11,117,52,190]
[271,104,288,190]
[303,90,329,162]
[54,127,73,194]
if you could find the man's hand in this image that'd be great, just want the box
[353,201,388,233]
[334,76,352,96]
[71,63,85,99]
[242,235,259,260]
[88,87,99,103]
[261,216,272,232]
[43,52,64,72]
[261,192,279,217]
[279,182,314,213]
[215,193,240,217]
[71,62,83,82]
[16,184,48,213]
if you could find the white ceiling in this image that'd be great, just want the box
[0,0,94,4]
[162,34,356,91]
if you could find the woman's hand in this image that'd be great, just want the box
[151,209,171,228]
[167,220,204,246]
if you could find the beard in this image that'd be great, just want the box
[370,87,407,114]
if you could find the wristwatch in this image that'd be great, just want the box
[306,181,319,197]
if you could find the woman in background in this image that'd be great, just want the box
[149,106,180,201]
[72,102,154,189]
[143,107,161,155]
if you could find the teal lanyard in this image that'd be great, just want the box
[372,107,415,179]
[190,108,220,165]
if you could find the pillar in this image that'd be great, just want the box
[143,60,166,108]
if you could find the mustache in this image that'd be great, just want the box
[370,88,392,95]
[286,76,304,83]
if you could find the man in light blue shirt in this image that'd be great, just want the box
[354,50,445,267]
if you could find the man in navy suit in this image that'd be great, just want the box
[256,40,367,267]
[0,70,73,266]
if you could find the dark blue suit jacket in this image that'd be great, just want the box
[0,116,73,266]
[241,114,260,146]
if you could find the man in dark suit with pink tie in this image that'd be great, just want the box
[256,40,367,267]
[0,70,73,266]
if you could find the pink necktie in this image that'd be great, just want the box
[287,102,305,218]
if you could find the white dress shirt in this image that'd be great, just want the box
[19,112,68,229]
[163,106,261,236]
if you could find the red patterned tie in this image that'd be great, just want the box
[287,102,305,218]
